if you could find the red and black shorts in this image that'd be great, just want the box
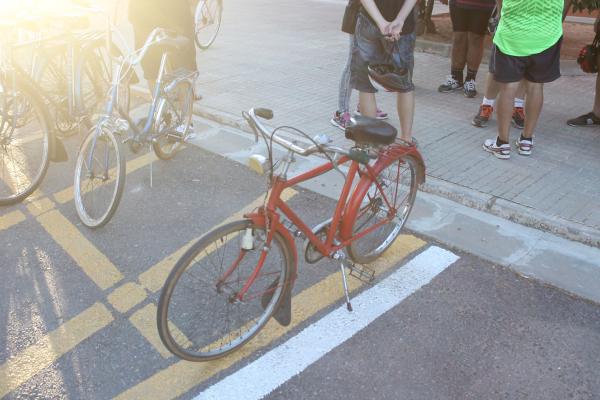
[449,3,494,35]
[493,37,562,83]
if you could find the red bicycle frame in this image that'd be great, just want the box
[233,142,426,303]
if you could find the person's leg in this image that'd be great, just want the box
[359,92,377,118]
[496,82,520,143]
[397,91,414,141]
[451,32,468,75]
[567,51,600,126]
[332,35,355,129]
[522,81,543,139]
[350,13,381,118]
[440,3,467,92]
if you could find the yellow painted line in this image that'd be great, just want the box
[26,196,55,217]
[129,303,191,359]
[0,302,113,398]
[114,235,426,400]
[138,189,297,294]
[54,152,157,204]
[0,210,26,231]
[37,210,124,290]
[107,282,149,314]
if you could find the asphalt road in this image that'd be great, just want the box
[1,124,599,400]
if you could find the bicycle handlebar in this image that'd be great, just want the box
[247,108,357,159]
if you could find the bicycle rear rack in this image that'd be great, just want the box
[346,262,375,284]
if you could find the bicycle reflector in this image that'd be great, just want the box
[248,154,268,175]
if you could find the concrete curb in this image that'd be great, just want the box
[414,38,586,77]
[192,102,600,249]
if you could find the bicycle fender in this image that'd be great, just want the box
[244,212,297,327]
[339,152,424,241]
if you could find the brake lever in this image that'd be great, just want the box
[242,111,259,143]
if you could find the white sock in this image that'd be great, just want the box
[482,97,495,107]
[514,98,524,108]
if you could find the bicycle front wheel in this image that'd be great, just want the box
[73,127,125,228]
[152,79,193,160]
[346,154,418,264]
[194,0,223,50]
[157,219,293,362]
[0,77,50,206]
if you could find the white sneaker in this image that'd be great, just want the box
[438,75,461,92]
[514,137,533,156]
[483,138,510,159]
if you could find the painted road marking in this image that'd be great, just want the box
[37,210,124,290]
[53,152,157,204]
[108,282,149,314]
[26,196,55,217]
[138,189,297,294]
[0,302,114,398]
[114,235,426,400]
[0,210,26,231]
[129,303,192,359]
[194,246,459,400]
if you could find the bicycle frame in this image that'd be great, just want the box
[235,142,425,303]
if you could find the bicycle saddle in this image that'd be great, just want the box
[345,115,398,145]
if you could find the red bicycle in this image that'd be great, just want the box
[157,108,426,361]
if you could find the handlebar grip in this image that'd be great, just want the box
[255,108,274,120]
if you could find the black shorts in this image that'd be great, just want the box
[493,37,562,83]
[449,3,493,35]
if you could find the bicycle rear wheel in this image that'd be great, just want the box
[152,79,193,160]
[346,154,418,264]
[157,219,292,361]
[73,126,125,228]
[0,77,51,206]
[194,0,223,50]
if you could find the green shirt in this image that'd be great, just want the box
[493,0,564,57]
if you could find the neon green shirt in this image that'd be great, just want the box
[493,0,564,57]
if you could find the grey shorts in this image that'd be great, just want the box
[350,12,416,94]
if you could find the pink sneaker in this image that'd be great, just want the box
[330,111,351,131]
[356,105,389,120]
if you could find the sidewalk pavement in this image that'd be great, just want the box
[184,0,600,248]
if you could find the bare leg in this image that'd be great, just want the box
[522,81,544,139]
[466,32,485,72]
[397,91,415,141]
[496,82,520,142]
[451,32,468,71]
[593,53,600,115]
[515,80,527,100]
[483,72,500,99]
[358,92,377,118]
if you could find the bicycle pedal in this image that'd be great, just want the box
[346,262,375,283]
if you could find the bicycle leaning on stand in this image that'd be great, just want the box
[73,27,197,229]
[157,107,426,361]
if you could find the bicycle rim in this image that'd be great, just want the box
[152,80,193,160]
[74,127,125,228]
[158,219,292,361]
[347,155,418,264]
[194,0,222,49]
[0,80,50,206]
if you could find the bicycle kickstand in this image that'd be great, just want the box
[334,252,353,312]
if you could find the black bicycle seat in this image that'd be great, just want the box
[345,115,397,145]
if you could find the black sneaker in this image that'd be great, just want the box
[472,104,493,127]
[438,75,461,92]
[567,112,600,127]
[512,107,525,129]
[463,79,477,98]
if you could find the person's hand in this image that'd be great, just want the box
[385,18,405,40]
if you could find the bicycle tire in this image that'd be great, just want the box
[75,42,131,127]
[152,79,193,160]
[73,126,125,228]
[157,219,293,361]
[0,77,51,206]
[346,154,418,264]
[194,0,223,50]
[35,45,79,137]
